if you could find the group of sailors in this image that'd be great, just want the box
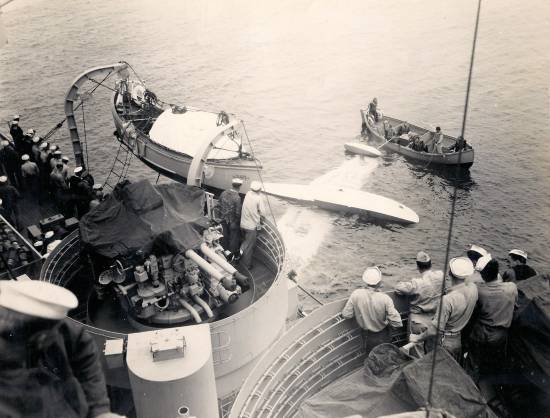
[343,244,538,385]
[367,98,472,154]
[1,114,105,229]
[217,178,268,271]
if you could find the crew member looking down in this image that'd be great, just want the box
[468,256,518,382]
[0,280,125,418]
[502,249,537,282]
[218,178,243,258]
[465,244,489,284]
[240,180,266,270]
[20,154,40,198]
[410,257,478,361]
[395,251,447,337]
[342,266,403,354]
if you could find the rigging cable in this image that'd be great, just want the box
[241,122,278,228]
[80,99,90,173]
[426,0,483,413]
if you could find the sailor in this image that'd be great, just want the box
[368,97,379,122]
[502,249,537,282]
[239,180,266,270]
[8,115,24,152]
[0,280,125,418]
[38,142,52,195]
[468,256,518,381]
[0,139,22,188]
[89,183,105,210]
[61,155,71,180]
[21,128,35,157]
[50,162,69,215]
[465,244,489,284]
[20,154,40,197]
[31,134,42,162]
[50,149,63,170]
[70,166,93,218]
[342,266,403,353]
[433,127,444,153]
[394,251,448,336]
[409,257,478,361]
[218,178,243,257]
[0,175,20,228]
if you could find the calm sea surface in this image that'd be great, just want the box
[1,0,549,310]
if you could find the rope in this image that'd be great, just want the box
[241,122,278,227]
[426,0,482,412]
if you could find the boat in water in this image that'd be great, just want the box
[65,63,263,194]
[360,109,475,168]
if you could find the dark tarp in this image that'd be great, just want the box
[299,344,495,418]
[510,276,550,389]
[79,180,207,259]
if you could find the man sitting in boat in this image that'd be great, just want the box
[451,135,471,152]
[368,97,379,122]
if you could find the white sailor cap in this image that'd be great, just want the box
[509,249,527,261]
[467,244,488,258]
[362,266,382,286]
[232,177,244,185]
[475,254,492,272]
[61,156,69,162]
[92,183,103,191]
[21,154,30,161]
[12,114,20,120]
[0,176,7,183]
[53,150,62,156]
[39,142,48,149]
[26,128,35,135]
[449,257,474,279]
[250,180,261,192]
[32,136,40,143]
[0,280,78,320]
[416,251,430,263]
[74,166,83,174]
[44,231,54,239]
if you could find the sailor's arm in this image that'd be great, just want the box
[385,296,403,328]
[341,294,355,319]
[410,298,449,343]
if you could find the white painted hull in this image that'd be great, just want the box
[344,142,381,157]
[263,182,419,224]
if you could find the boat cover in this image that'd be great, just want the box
[299,344,494,418]
[510,276,550,385]
[79,179,207,259]
[149,109,245,160]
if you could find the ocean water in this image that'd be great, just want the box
[1,0,549,310]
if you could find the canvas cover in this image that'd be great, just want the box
[79,180,207,259]
[510,276,550,385]
[149,109,246,160]
[299,344,494,418]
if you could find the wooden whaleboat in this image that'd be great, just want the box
[360,109,475,168]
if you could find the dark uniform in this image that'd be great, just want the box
[69,174,93,218]
[0,180,20,227]
[0,143,22,188]
[9,123,24,155]
[218,187,242,255]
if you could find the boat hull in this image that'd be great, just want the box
[360,110,474,167]
[111,95,262,193]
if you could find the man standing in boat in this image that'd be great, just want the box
[342,267,403,353]
[240,180,266,270]
[368,98,379,122]
[218,178,243,259]
[394,251,448,339]
[409,257,478,361]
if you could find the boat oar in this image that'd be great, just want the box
[377,137,393,150]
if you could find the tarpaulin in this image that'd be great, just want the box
[79,180,207,259]
[299,344,494,418]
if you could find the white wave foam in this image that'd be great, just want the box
[276,156,379,277]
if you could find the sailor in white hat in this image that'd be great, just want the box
[410,256,478,360]
[395,251,447,336]
[50,149,63,170]
[502,249,537,282]
[239,179,267,269]
[466,244,489,266]
[218,178,244,258]
[0,280,123,417]
[342,266,403,353]
[21,152,40,197]
[468,257,518,377]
